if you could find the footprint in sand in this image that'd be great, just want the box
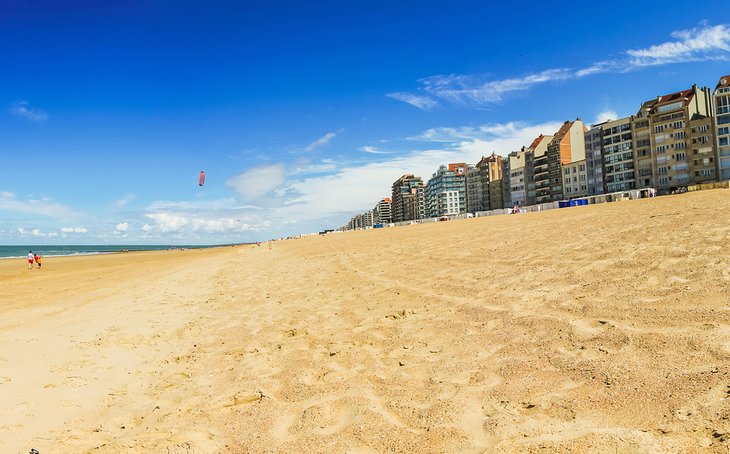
[0,376,11,384]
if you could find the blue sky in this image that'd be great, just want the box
[1,1,729,244]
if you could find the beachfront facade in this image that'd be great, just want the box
[562,159,588,198]
[525,134,551,205]
[507,151,527,206]
[373,197,392,225]
[632,114,654,189]
[476,154,504,211]
[345,211,373,230]
[640,85,713,193]
[426,164,467,217]
[689,116,717,183]
[714,75,730,181]
[601,117,636,193]
[391,174,425,222]
[546,120,587,202]
[465,165,484,213]
[585,125,605,196]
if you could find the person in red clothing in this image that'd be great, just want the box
[34,254,42,269]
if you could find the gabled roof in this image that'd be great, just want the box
[551,121,573,143]
[528,134,545,150]
[654,88,694,108]
[716,75,730,91]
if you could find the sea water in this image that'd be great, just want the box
[0,245,221,259]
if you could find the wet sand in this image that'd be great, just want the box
[0,190,728,453]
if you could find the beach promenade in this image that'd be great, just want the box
[0,190,728,452]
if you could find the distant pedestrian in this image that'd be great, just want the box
[27,251,34,270]
[34,254,42,269]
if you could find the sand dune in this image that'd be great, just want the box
[0,190,728,453]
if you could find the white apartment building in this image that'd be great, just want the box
[562,159,588,198]
[714,75,730,180]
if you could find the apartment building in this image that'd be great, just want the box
[585,125,605,195]
[690,116,716,183]
[426,164,467,217]
[524,134,551,205]
[501,157,512,208]
[507,150,527,206]
[714,75,730,180]
[391,174,425,223]
[544,119,587,202]
[345,211,373,230]
[373,197,392,225]
[632,112,654,189]
[465,165,483,213]
[562,159,588,198]
[640,85,713,192]
[474,153,504,210]
[601,117,636,193]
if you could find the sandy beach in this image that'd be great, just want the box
[0,190,728,453]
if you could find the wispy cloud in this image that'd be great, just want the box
[627,24,730,66]
[410,122,549,143]
[115,194,136,207]
[290,159,339,175]
[61,226,88,233]
[386,92,437,110]
[390,23,730,109]
[0,192,75,219]
[226,164,286,202]
[420,69,573,106]
[10,101,48,121]
[305,131,338,152]
[359,146,392,155]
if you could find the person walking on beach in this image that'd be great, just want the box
[27,251,34,270]
[34,253,42,269]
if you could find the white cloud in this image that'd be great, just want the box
[115,194,136,207]
[420,69,573,106]
[10,101,48,121]
[305,132,338,152]
[144,213,189,233]
[386,92,438,110]
[289,159,339,175]
[575,61,614,78]
[627,24,730,66]
[116,222,129,232]
[142,211,270,236]
[146,198,259,211]
[0,192,75,219]
[17,227,50,238]
[359,146,392,155]
[594,110,618,124]
[61,226,87,233]
[226,164,286,202]
[391,23,730,109]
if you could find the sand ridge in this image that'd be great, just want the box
[0,190,728,452]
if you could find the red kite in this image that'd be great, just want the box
[199,171,205,187]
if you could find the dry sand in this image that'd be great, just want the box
[0,190,728,453]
